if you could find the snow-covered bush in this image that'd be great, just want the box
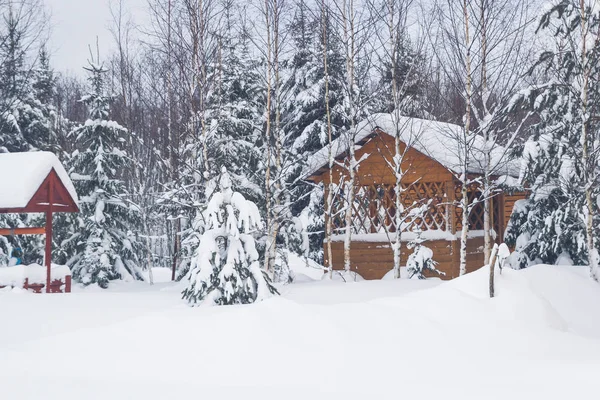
[182,167,278,306]
[406,229,443,280]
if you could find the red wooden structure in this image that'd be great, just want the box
[0,152,79,293]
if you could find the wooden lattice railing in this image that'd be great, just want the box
[330,181,449,235]
[330,181,502,236]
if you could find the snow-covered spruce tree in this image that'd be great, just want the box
[280,0,353,276]
[208,20,263,204]
[406,228,443,280]
[373,29,429,118]
[0,9,57,153]
[505,1,600,275]
[66,61,144,288]
[169,13,265,281]
[182,167,278,306]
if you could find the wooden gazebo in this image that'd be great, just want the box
[0,151,79,292]
[305,114,526,280]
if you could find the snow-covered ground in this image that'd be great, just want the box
[1,265,599,399]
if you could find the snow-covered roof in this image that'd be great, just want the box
[0,151,78,209]
[304,113,521,179]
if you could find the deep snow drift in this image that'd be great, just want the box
[0,264,599,400]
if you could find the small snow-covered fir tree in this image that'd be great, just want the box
[406,228,443,280]
[66,60,144,288]
[182,167,278,306]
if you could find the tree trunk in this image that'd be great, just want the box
[459,0,473,277]
[342,0,356,274]
[489,243,498,298]
[262,0,274,274]
[322,0,334,279]
[579,0,598,281]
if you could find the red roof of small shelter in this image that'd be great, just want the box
[0,152,79,214]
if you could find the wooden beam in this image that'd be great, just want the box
[46,175,54,293]
[0,227,46,236]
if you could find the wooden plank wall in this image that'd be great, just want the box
[503,192,528,229]
[320,133,455,186]
[325,237,486,280]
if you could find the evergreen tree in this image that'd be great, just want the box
[406,228,443,279]
[282,1,349,165]
[505,1,600,270]
[171,18,265,281]
[182,167,278,306]
[373,33,429,118]
[208,23,263,202]
[66,61,144,288]
[0,5,31,152]
[279,1,350,265]
[0,10,56,153]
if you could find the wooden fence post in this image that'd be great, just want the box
[489,243,499,298]
[65,275,72,293]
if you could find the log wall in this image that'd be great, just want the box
[325,237,485,280]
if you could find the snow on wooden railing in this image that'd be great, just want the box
[0,264,72,293]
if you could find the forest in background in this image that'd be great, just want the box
[0,0,598,297]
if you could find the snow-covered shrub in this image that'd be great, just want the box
[406,229,443,280]
[182,167,278,306]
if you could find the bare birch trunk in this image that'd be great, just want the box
[322,0,334,279]
[488,243,498,298]
[166,0,179,281]
[388,0,403,279]
[480,0,492,265]
[269,0,283,274]
[579,0,597,281]
[341,0,356,274]
[459,0,473,277]
[262,0,274,273]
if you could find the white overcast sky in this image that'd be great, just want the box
[45,0,148,75]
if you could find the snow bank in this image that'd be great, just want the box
[0,151,78,209]
[0,264,598,399]
[286,251,326,281]
[0,263,71,286]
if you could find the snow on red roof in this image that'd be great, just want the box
[0,151,78,209]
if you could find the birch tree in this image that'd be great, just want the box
[330,0,376,275]
[431,0,534,274]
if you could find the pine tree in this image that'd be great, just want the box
[66,61,144,288]
[406,228,443,279]
[282,1,349,164]
[209,24,263,203]
[182,167,278,306]
[505,1,600,272]
[0,6,32,152]
[279,1,350,266]
[373,33,428,118]
[20,46,59,152]
[0,11,56,153]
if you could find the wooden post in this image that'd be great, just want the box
[489,243,499,298]
[446,180,459,277]
[46,176,54,293]
[446,180,457,235]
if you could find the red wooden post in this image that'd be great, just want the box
[65,275,71,293]
[46,176,54,293]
